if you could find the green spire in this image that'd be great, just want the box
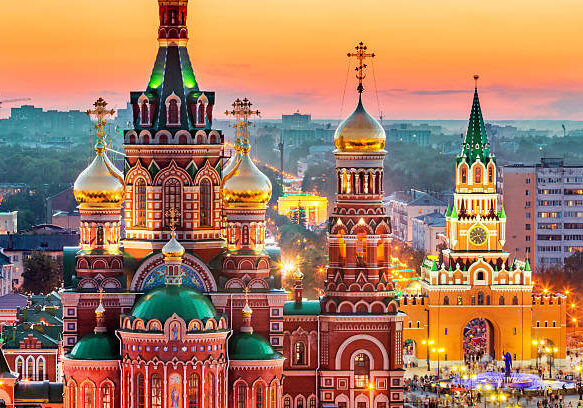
[451,205,458,219]
[498,205,506,219]
[524,258,531,272]
[431,260,438,271]
[460,76,492,165]
[445,203,451,217]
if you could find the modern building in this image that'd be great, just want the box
[0,212,17,234]
[384,190,448,244]
[411,211,446,255]
[400,80,566,369]
[282,112,315,147]
[0,250,15,296]
[57,5,404,408]
[500,158,583,270]
[277,192,328,227]
[0,226,79,288]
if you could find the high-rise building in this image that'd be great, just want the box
[500,158,583,270]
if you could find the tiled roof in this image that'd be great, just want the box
[0,293,28,310]
[0,233,79,251]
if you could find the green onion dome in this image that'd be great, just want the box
[68,333,120,360]
[228,332,284,361]
[130,285,218,324]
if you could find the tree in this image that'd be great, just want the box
[22,251,63,294]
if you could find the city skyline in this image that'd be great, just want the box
[1,0,583,120]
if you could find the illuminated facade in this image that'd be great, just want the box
[277,192,328,227]
[56,3,404,408]
[401,79,566,369]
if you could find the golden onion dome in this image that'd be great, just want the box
[74,141,125,205]
[162,232,185,259]
[221,150,272,208]
[334,96,386,152]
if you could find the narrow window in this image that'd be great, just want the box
[295,342,306,365]
[151,374,162,408]
[461,167,467,184]
[354,353,370,388]
[236,384,246,408]
[137,374,145,408]
[83,384,93,408]
[475,167,482,184]
[101,384,112,408]
[168,99,179,124]
[188,374,200,408]
[256,384,265,408]
[164,178,182,227]
[135,179,147,227]
[200,179,212,227]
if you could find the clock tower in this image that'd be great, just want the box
[443,75,508,268]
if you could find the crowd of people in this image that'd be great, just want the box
[463,318,489,364]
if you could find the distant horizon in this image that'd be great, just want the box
[1,0,583,121]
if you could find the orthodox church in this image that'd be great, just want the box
[59,1,405,408]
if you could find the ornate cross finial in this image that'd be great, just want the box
[86,98,116,150]
[165,207,181,233]
[347,42,375,94]
[225,98,260,153]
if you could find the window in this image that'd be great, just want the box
[297,399,304,408]
[488,167,493,183]
[478,292,484,305]
[83,384,93,408]
[526,224,531,230]
[475,167,482,184]
[69,383,77,408]
[37,358,45,381]
[270,383,278,408]
[188,374,200,408]
[16,358,23,377]
[205,371,215,408]
[256,384,265,408]
[164,178,182,227]
[236,384,246,408]
[101,384,112,408]
[457,296,463,305]
[461,167,467,184]
[499,296,505,305]
[477,271,485,281]
[512,296,519,305]
[354,353,370,388]
[135,179,147,227]
[200,179,212,227]
[284,398,291,408]
[309,397,316,408]
[137,374,145,408]
[168,99,179,125]
[141,102,149,126]
[294,342,306,365]
[26,357,34,379]
[443,296,449,305]
[151,374,162,408]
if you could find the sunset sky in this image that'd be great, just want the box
[1,0,583,119]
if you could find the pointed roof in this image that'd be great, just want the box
[524,258,531,272]
[451,205,458,218]
[499,205,506,219]
[459,76,493,165]
[445,203,451,217]
[0,346,17,378]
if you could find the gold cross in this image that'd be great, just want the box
[347,42,375,94]
[225,98,260,152]
[165,207,181,232]
[86,98,116,145]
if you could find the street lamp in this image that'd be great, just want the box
[532,339,545,370]
[368,381,375,407]
[490,393,506,408]
[432,347,445,378]
[545,347,558,378]
[421,339,434,372]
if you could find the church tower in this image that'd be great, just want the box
[323,43,393,313]
[123,0,224,263]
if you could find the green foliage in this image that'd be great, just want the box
[0,191,47,231]
[392,241,425,273]
[22,251,63,294]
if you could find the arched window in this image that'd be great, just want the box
[256,384,265,408]
[270,383,278,408]
[475,167,482,184]
[69,384,77,408]
[443,296,449,305]
[356,232,367,264]
[477,271,485,281]
[309,397,316,408]
[200,179,212,227]
[499,296,505,305]
[37,357,45,381]
[205,371,215,408]
[83,384,94,408]
[354,353,370,388]
[294,342,306,365]
[478,292,484,305]
[236,383,247,408]
[151,374,162,408]
[284,397,291,408]
[137,374,145,408]
[141,102,149,126]
[440,274,447,284]
[512,296,519,305]
[16,358,23,377]
[26,357,34,380]
[486,295,490,305]
[188,373,200,408]
[135,179,147,227]
[101,384,112,408]
[461,167,467,184]
[198,103,205,125]
[168,99,179,125]
[488,166,494,183]
[218,371,224,408]
[164,178,182,227]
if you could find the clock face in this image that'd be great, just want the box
[469,226,488,245]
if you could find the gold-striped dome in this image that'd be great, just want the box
[74,141,125,205]
[334,97,386,152]
[221,151,272,208]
